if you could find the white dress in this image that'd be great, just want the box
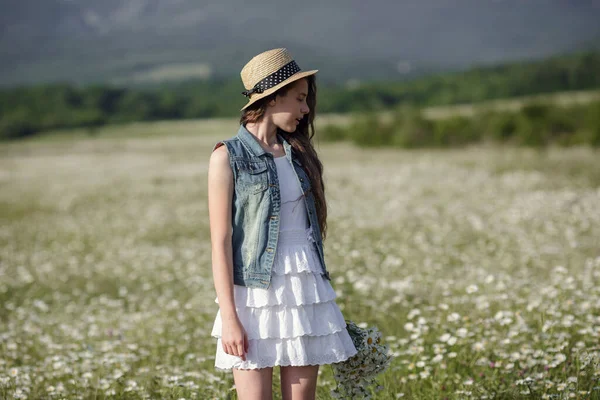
[211,155,358,370]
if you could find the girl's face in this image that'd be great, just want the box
[268,78,310,133]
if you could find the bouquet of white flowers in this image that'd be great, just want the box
[330,320,393,399]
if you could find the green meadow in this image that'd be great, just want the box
[1,118,599,399]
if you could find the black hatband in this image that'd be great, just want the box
[242,60,301,98]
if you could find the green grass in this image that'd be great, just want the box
[422,89,600,120]
[0,119,599,399]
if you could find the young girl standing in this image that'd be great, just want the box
[208,48,357,400]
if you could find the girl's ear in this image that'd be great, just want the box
[267,97,277,107]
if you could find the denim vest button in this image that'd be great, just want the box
[266,247,274,253]
[270,216,278,220]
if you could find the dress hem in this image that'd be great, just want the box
[214,348,358,371]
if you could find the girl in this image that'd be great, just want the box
[208,48,357,400]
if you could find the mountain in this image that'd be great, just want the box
[1,0,600,86]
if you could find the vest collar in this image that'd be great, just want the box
[237,124,293,161]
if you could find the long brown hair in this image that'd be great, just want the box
[239,75,327,241]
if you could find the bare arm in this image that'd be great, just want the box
[209,144,248,360]
[208,145,237,320]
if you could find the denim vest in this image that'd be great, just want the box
[213,124,331,289]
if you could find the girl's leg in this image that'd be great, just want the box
[280,365,319,400]
[232,367,274,400]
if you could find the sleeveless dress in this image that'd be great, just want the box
[211,154,358,370]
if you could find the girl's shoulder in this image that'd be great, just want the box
[209,144,230,172]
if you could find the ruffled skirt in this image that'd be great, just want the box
[211,228,358,370]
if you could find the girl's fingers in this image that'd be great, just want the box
[222,341,246,360]
[237,343,246,361]
[225,342,240,357]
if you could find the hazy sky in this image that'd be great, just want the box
[1,0,599,84]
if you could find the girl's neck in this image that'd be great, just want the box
[244,121,281,150]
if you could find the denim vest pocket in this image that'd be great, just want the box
[235,160,268,194]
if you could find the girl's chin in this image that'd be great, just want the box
[279,125,297,133]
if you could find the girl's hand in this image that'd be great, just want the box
[222,316,249,361]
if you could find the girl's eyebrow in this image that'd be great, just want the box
[299,92,307,97]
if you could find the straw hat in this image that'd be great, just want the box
[240,48,318,111]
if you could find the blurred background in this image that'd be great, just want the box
[1,0,600,146]
[2,3,600,398]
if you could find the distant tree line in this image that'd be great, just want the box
[1,51,599,141]
[320,100,600,148]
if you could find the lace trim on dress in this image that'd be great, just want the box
[214,329,358,370]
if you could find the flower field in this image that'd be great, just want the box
[1,119,599,399]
